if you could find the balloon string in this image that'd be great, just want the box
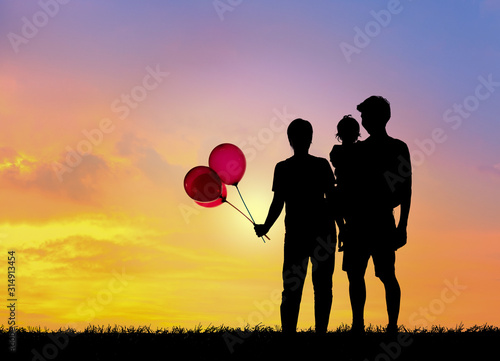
[235,185,255,222]
[224,199,254,225]
[224,199,270,242]
[235,185,267,243]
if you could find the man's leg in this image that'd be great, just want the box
[379,273,401,332]
[374,249,400,332]
[311,233,336,334]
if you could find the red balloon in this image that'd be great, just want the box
[209,143,246,185]
[184,166,222,202]
[195,183,227,208]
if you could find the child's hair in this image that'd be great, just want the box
[335,115,360,142]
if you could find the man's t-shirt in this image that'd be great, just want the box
[335,136,411,250]
[356,135,412,216]
[272,154,336,236]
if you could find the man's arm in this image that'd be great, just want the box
[398,143,412,227]
[398,194,411,228]
[395,187,411,249]
[395,143,412,248]
[254,192,285,237]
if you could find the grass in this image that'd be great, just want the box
[1,323,499,360]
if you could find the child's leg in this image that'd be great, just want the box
[347,270,367,331]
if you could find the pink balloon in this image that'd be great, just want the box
[209,143,246,185]
[195,183,227,208]
[184,166,222,202]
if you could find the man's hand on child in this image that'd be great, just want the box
[337,224,349,252]
[337,231,345,252]
[393,225,407,250]
[338,241,344,252]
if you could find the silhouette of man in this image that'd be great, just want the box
[255,118,337,334]
[339,96,412,334]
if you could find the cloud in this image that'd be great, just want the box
[22,235,151,276]
[115,132,184,185]
[20,232,249,282]
[477,163,500,178]
[481,0,500,13]
[0,146,110,202]
[0,146,18,160]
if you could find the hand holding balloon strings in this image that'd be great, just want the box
[209,143,267,243]
[183,145,269,242]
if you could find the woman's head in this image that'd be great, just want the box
[287,118,313,153]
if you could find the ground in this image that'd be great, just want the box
[1,324,498,361]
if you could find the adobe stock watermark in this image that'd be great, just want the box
[222,287,281,354]
[412,73,500,168]
[7,248,17,353]
[384,73,499,191]
[213,0,243,21]
[340,0,412,63]
[237,106,297,163]
[178,106,296,225]
[363,278,466,361]
[7,0,71,54]
[223,233,336,353]
[52,64,169,182]
[30,267,135,361]
[409,278,467,328]
[363,333,414,361]
[442,74,500,131]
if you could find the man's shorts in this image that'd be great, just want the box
[342,246,395,278]
[341,212,397,278]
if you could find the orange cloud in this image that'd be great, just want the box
[0,146,110,203]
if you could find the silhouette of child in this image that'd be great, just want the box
[254,118,337,335]
[329,115,361,251]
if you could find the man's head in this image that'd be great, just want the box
[356,96,391,135]
[287,118,313,153]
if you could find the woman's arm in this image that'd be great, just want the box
[254,192,285,237]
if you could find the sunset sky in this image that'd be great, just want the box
[1,0,499,331]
